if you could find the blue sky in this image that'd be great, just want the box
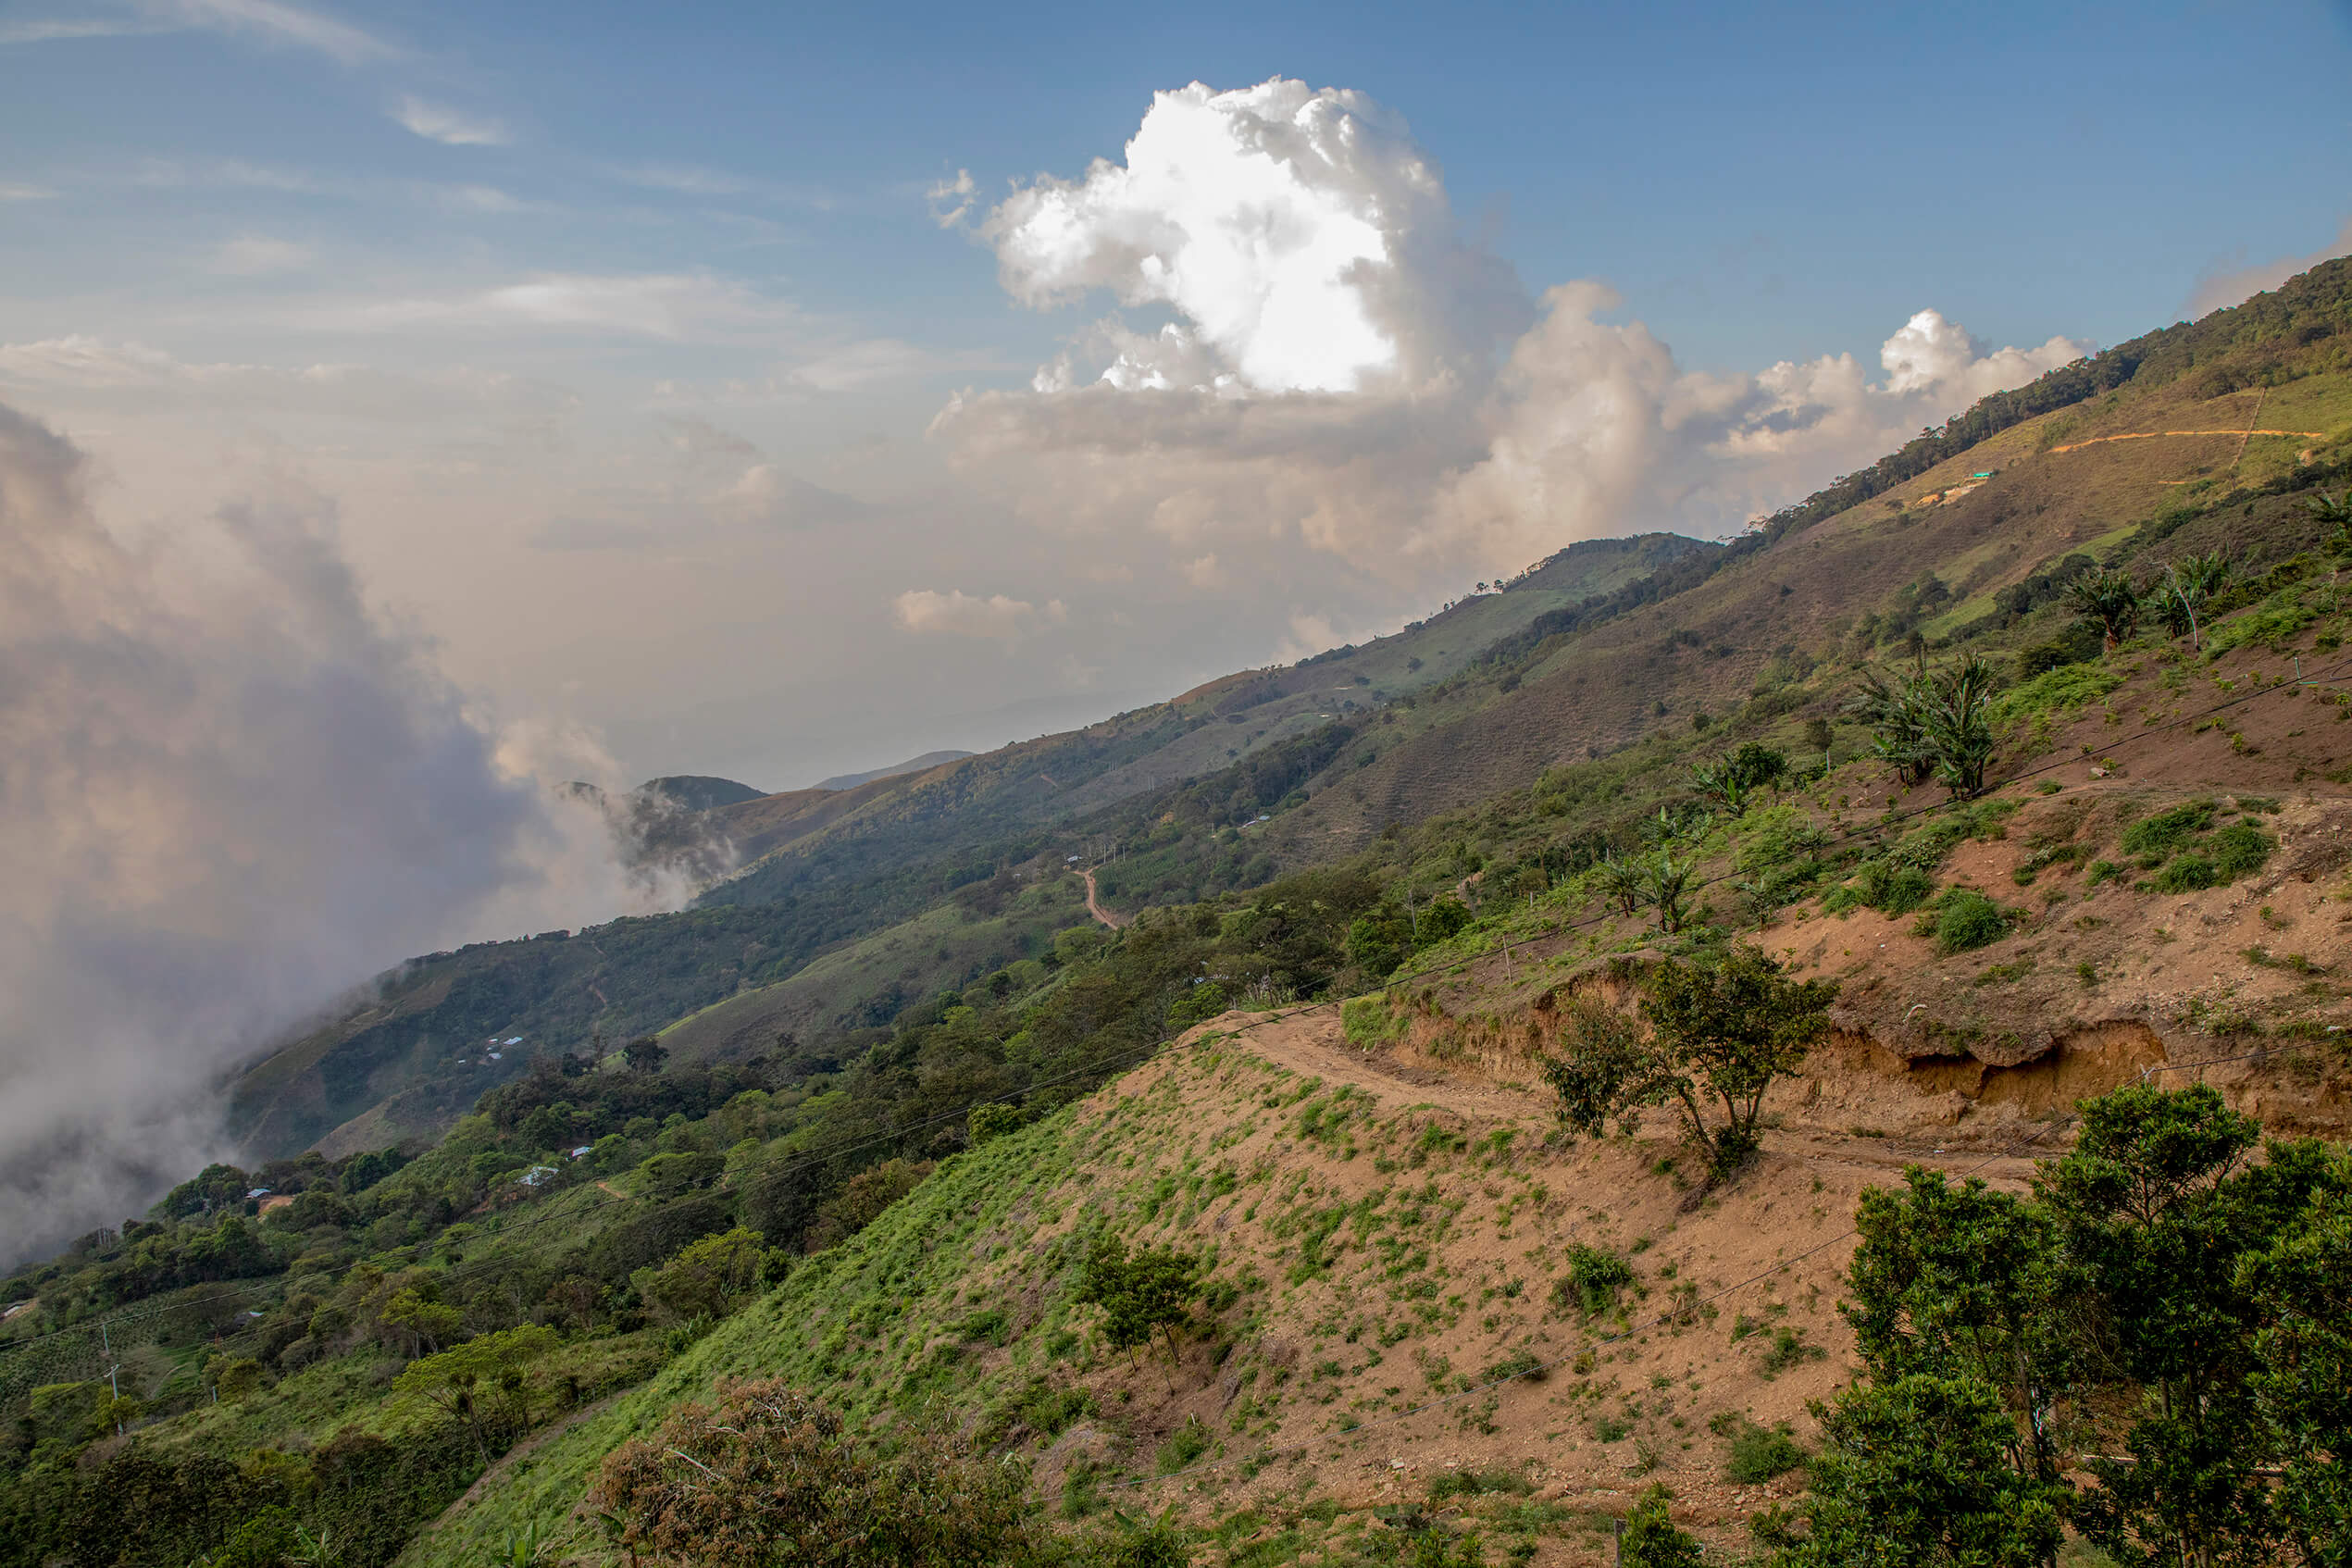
[2,0,2348,788]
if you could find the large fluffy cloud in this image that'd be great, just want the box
[0,402,668,1263]
[984,78,1526,395]
[935,78,2089,587]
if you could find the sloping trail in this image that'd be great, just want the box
[1077,867,1127,929]
[2047,427,2323,454]
[1185,1004,2058,1193]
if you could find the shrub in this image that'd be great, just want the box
[1558,1245,1636,1320]
[1156,1416,1212,1474]
[1720,1415,1810,1483]
[2121,800,2216,859]
[1759,1325,1828,1377]
[1479,1349,1547,1384]
[1929,891,2010,954]
[1619,1485,1704,1568]
[1429,1464,1533,1501]
[2206,822,2275,879]
[591,1379,1035,1568]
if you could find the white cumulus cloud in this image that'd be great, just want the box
[936,78,2092,591]
[893,588,1065,640]
[982,79,1524,395]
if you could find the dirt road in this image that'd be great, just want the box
[1077,867,1127,929]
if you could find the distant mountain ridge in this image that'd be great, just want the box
[637,775,767,812]
[815,751,977,791]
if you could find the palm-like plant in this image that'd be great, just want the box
[1842,666,1934,787]
[2312,490,2352,557]
[1689,759,1750,817]
[1920,653,1997,799]
[2063,566,2143,653]
[2152,549,2231,645]
[1648,852,1696,934]
[1597,850,1645,915]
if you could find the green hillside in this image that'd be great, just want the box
[8,258,2352,1568]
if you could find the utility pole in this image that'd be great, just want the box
[103,1319,122,1436]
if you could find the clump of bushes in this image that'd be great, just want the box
[2120,798,2275,891]
[1922,890,2011,954]
[1555,1245,1636,1320]
[1712,1412,1810,1483]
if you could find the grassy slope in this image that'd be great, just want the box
[406,1020,1887,1564]
[656,874,1093,1066]
[1262,363,2352,864]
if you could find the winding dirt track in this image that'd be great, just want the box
[1077,867,1127,929]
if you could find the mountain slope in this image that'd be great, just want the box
[219,259,2352,1164]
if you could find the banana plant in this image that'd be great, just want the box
[2062,566,2143,653]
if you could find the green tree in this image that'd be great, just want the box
[1637,946,1838,1176]
[1619,1485,1703,1568]
[1540,947,1836,1178]
[380,1287,462,1358]
[635,1226,770,1325]
[2237,1162,2352,1568]
[1919,653,1997,799]
[966,1101,1025,1146]
[2036,1084,2309,1568]
[1842,662,1935,788]
[1539,995,1648,1141]
[1644,852,1696,934]
[2151,551,2232,647]
[393,1323,558,1464]
[1784,1373,2067,1568]
[2064,566,2143,652]
[1844,1168,2072,1485]
[1597,850,1646,916]
[623,1036,669,1073]
[1073,1235,1201,1367]
[2307,489,2351,555]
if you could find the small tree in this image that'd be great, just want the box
[1919,653,1996,800]
[1619,1485,1704,1568]
[1639,947,1837,1176]
[1785,1373,2068,1568]
[2063,566,2143,653]
[1597,851,1645,916]
[380,1287,462,1358]
[1073,1235,1201,1369]
[1645,852,1696,934]
[1540,995,1648,1141]
[1842,664,1935,788]
[393,1323,558,1464]
[622,1037,668,1074]
[2237,1164,2352,1568]
[2308,489,2351,555]
[634,1227,769,1325]
[967,1101,1024,1146]
[1539,947,1836,1179]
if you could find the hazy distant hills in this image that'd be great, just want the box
[815,751,977,791]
